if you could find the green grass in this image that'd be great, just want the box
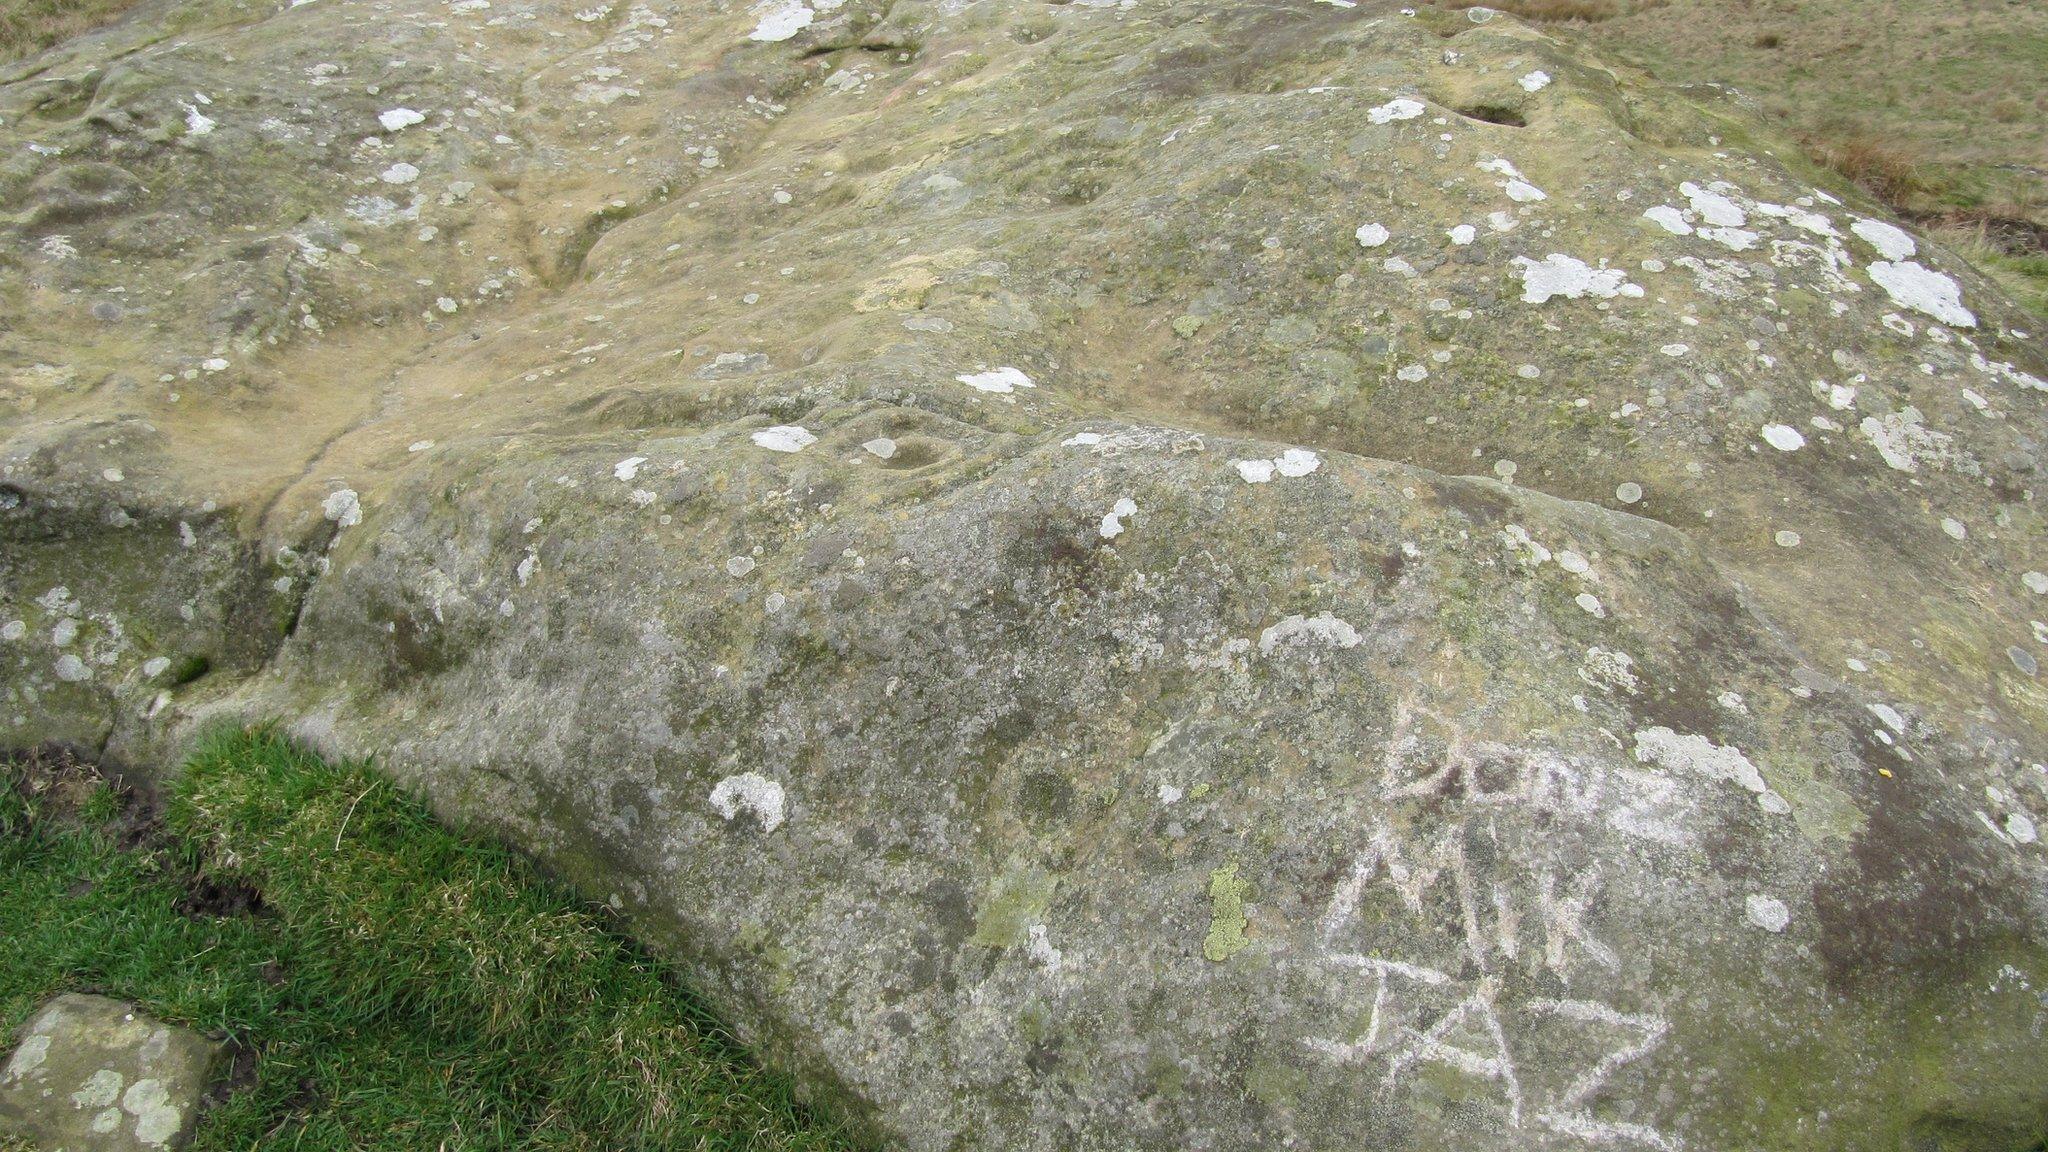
[0,0,144,63]
[1,728,869,1152]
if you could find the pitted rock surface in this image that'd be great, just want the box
[0,995,222,1151]
[2,1,2046,1149]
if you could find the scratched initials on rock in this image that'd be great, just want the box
[1303,703,1682,1150]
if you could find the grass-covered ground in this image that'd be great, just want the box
[0,0,144,63]
[0,728,867,1152]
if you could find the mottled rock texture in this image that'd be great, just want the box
[0,995,222,1150]
[3,0,2046,1149]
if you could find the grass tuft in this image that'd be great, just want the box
[2,729,869,1152]
[1802,131,1929,208]
[1927,219,2048,320]
[0,0,144,63]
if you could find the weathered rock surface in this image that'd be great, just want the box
[0,995,222,1150]
[3,0,2046,1148]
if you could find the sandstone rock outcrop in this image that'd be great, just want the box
[4,1,2046,1148]
[1,994,223,1150]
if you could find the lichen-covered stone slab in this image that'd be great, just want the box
[3,0,2046,1149]
[0,995,222,1151]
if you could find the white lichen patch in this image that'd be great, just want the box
[1867,261,1975,327]
[1518,69,1551,92]
[1231,447,1321,483]
[748,0,812,41]
[1698,226,1760,252]
[1753,201,1839,238]
[1026,924,1065,975]
[613,456,647,481]
[380,162,421,185]
[4,1032,51,1080]
[1632,726,1788,813]
[1354,222,1390,249]
[1367,97,1425,124]
[121,1076,182,1147]
[751,425,816,453]
[1258,612,1362,656]
[1850,218,1916,261]
[1643,205,1691,236]
[1473,156,1545,203]
[1968,352,2046,393]
[956,366,1035,393]
[2008,812,2039,844]
[1745,894,1790,933]
[1512,255,1641,304]
[1761,423,1806,451]
[322,488,362,528]
[1858,407,1971,474]
[346,195,413,227]
[709,772,785,831]
[1867,703,1906,734]
[1679,181,1746,227]
[1501,523,1550,564]
[72,1068,123,1108]
[1098,497,1137,540]
[1574,592,1606,618]
[1579,646,1639,695]
[377,107,425,132]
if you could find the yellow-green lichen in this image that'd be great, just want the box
[972,868,1056,949]
[1203,863,1250,963]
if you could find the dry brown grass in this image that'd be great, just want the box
[1439,0,1667,23]
[0,0,144,64]
[1803,131,1929,208]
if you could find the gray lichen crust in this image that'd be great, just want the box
[2,1,2045,1149]
[0,995,223,1151]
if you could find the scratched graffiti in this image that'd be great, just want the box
[1303,702,1686,1150]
